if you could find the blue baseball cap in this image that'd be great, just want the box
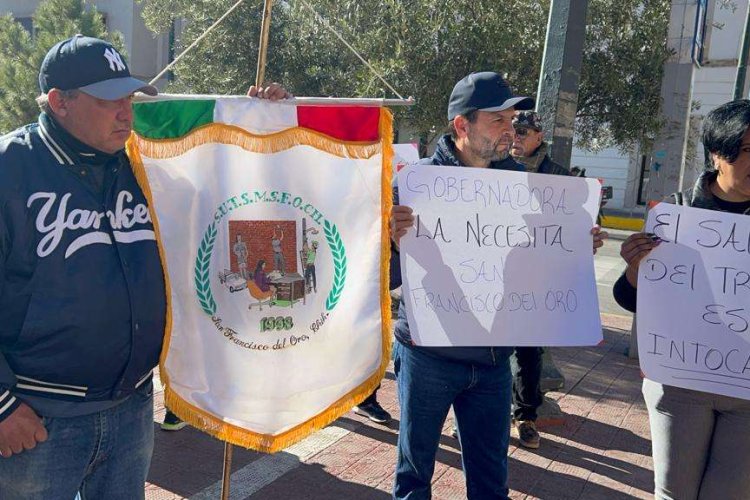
[448,72,534,121]
[39,35,157,100]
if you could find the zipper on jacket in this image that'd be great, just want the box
[490,347,496,365]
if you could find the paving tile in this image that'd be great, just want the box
[147,316,655,499]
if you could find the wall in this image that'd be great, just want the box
[570,146,633,210]
[0,0,170,82]
[228,220,300,277]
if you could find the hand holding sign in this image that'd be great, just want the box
[621,232,662,286]
[638,203,750,400]
[592,225,608,255]
[390,205,414,247]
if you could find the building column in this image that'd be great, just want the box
[643,0,703,201]
[535,0,589,169]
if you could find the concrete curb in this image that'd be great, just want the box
[600,215,643,231]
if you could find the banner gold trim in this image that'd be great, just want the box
[135,123,382,160]
[126,111,393,453]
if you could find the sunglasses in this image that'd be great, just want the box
[514,127,533,137]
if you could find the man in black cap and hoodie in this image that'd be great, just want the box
[0,35,289,499]
[389,72,606,499]
[389,72,535,500]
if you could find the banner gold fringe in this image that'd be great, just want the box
[135,123,382,160]
[125,110,394,453]
[378,107,395,387]
[126,138,175,382]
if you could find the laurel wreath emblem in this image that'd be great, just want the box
[193,219,347,315]
[324,220,347,311]
[194,221,218,315]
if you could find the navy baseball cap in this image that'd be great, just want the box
[448,72,534,121]
[39,35,157,100]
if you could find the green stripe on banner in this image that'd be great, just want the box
[133,100,216,140]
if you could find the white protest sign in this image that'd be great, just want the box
[638,203,750,400]
[398,164,603,346]
[393,143,420,171]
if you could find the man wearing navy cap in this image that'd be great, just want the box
[0,35,289,498]
[388,72,606,499]
[388,72,534,500]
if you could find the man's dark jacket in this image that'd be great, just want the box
[0,114,166,422]
[515,142,570,176]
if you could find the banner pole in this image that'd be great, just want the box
[220,441,234,500]
[255,0,274,87]
[219,6,272,492]
[219,4,270,492]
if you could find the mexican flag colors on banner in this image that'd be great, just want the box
[127,96,393,452]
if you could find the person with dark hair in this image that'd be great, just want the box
[613,99,750,499]
[389,71,606,499]
[0,34,292,498]
[304,240,318,293]
[389,72,533,499]
[253,259,273,292]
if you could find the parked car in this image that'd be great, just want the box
[218,269,247,293]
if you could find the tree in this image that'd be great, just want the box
[143,0,672,151]
[139,0,548,142]
[577,0,672,151]
[0,0,122,133]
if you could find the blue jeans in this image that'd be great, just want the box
[393,342,512,500]
[0,384,154,500]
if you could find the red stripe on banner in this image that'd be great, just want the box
[297,106,381,142]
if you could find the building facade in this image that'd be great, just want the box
[573,0,750,212]
[0,0,171,86]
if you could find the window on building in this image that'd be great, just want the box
[692,0,708,66]
[14,13,107,38]
[637,155,650,205]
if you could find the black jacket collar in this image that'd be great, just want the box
[38,112,122,166]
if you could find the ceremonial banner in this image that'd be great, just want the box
[398,164,603,346]
[127,96,393,451]
[638,203,750,400]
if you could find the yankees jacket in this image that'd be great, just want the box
[0,113,166,421]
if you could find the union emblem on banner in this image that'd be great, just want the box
[126,96,393,452]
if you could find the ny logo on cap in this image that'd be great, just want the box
[103,47,126,72]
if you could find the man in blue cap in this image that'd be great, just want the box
[389,71,534,500]
[0,35,289,498]
[389,72,606,499]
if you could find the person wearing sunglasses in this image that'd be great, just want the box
[504,110,572,450]
[511,110,570,176]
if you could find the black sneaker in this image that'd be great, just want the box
[353,401,392,424]
[514,419,540,449]
[160,411,187,431]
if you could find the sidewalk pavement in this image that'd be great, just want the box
[147,312,652,499]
